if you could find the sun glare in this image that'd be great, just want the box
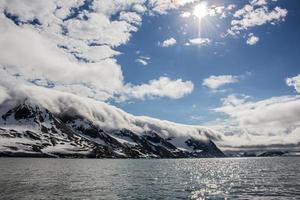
[193,2,208,19]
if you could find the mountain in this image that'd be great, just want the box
[0,90,225,158]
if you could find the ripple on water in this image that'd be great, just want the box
[0,157,299,199]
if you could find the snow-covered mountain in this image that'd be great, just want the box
[0,87,225,158]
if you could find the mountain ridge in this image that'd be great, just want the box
[0,100,225,158]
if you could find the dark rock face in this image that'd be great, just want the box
[237,151,290,157]
[258,151,286,157]
[185,139,225,157]
[0,103,225,158]
[240,152,257,157]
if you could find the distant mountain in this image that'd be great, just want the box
[0,99,225,158]
[234,150,300,157]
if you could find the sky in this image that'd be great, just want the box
[115,0,299,124]
[0,0,300,151]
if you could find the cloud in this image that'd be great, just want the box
[122,76,194,101]
[208,6,225,17]
[229,1,287,35]
[74,45,121,62]
[0,84,221,148]
[0,16,125,100]
[66,12,136,47]
[92,0,147,16]
[0,85,9,105]
[250,0,267,6]
[286,74,300,93]
[190,115,203,121]
[202,75,239,90]
[148,0,196,14]
[132,4,147,14]
[161,37,177,47]
[246,33,259,45]
[135,55,150,66]
[180,12,191,18]
[119,11,142,25]
[186,37,211,46]
[201,4,236,19]
[136,58,148,66]
[0,0,194,102]
[226,4,236,11]
[209,94,300,151]
[215,95,300,128]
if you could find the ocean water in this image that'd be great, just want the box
[0,157,299,200]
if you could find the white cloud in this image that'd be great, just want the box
[148,0,196,14]
[202,75,239,90]
[123,77,194,100]
[246,33,259,45]
[136,55,150,66]
[66,12,136,47]
[180,12,191,18]
[229,2,288,35]
[0,0,195,102]
[187,37,211,46]
[161,37,177,47]
[286,74,300,93]
[190,115,203,121]
[204,4,236,19]
[0,85,9,105]
[1,0,59,23]
[119,11,142,25]
[250,0,267,6]
[74,45,121,62]
[136,58,148,66]
[0,84,219,148]
[132,4,147,14]
[140,56,150,60]
[208,6,225,17]
[92,0,146,17]
[210,94,300,150]
[227,4,236,11]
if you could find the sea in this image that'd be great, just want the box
[0,157,299,199]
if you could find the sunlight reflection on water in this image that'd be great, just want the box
[0,157,299,199]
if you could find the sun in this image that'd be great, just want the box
[193,2,208,19]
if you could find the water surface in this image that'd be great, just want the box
[0,157,299,199]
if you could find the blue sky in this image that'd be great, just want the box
[112,0,300,124]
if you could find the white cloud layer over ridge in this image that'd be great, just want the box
[209,94,300,151]
[204,74,300,151]
[0,0,194,102]
[0,84,221,148]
